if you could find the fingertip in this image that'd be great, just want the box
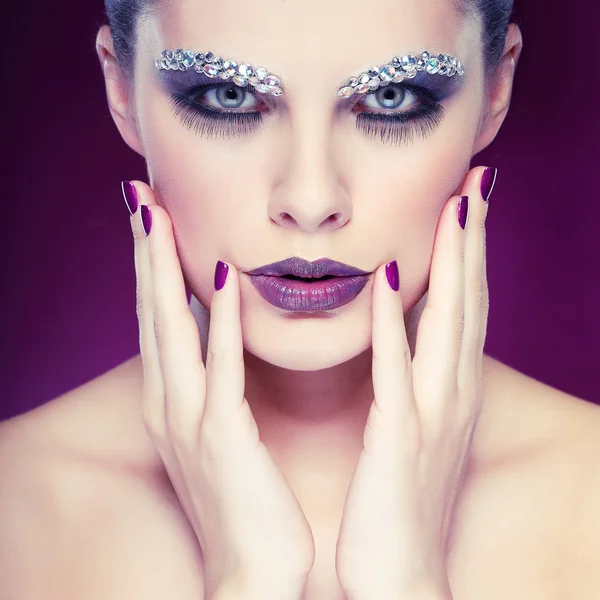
[121,180,138,215]
[214,260,229,291]
[385,260,400,292]
[141,204,152,237]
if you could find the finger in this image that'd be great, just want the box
[141,191,206,441]
[457,167,492,402]
[202,261,248,437]
[371,260,416,426]
[124,180,167,434]
[412,192,467,417]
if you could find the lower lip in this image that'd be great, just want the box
[248,274,370,311]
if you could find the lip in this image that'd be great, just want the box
[245,256,371,278]
[248,273,370,312]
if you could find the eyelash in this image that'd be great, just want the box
[169,82,445,146]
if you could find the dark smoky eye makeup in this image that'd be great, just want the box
[166,77,452,145]
[169,83,264,139]
[353,84,446,146]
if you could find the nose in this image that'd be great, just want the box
[268,123,352,233]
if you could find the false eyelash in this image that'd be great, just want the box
[355,102,445,146]
[169,82,445,144]
[169,88,263,139]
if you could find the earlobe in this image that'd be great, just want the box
[472,22,524,156]
[95,24,145,158]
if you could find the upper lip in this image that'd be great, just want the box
[246,257,371,278]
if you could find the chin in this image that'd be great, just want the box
[240,296,373,371]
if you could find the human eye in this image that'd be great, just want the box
[353,83,445,146]
[169,83,265,139]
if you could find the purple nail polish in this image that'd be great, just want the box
[121,180,138,215]
[385,260,399,291]
[458,195,469,230]
[214,260,229,291]
[480,167,497,202]
[141,205,152,236]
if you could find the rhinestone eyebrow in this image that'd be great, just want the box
[155,49,284,97]
[337,51,465,98]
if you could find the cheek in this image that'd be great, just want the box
[353,107,475,294]
[140,93,265,300]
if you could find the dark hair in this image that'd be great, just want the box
[103,0,514,82]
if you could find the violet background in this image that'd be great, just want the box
[1,1,598,421]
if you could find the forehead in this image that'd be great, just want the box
[143,0,478,91]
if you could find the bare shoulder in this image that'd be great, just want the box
[465,356,600,597]
[0,355,203,599]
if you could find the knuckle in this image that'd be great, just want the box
[141,405,165,441]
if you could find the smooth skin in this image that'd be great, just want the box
[129,163,488,600]
[132,182,314,600]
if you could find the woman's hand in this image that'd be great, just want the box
[334,166,495,600]
[123,180,315,600]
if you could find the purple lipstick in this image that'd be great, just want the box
[245,257,372,312]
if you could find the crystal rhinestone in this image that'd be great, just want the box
[456,61,464,76]
[212,57,224,70]
[194,52,205,66]
[160,57,170,69]
[238,63,254,78]
[392,70,406,82]
[205,51,215,63]
[446,64,456,77]
[218,71,231,79]
[338,86,355,98]
[367,66,380,78]
[271,87,284,96]
[437,54,447,75]
[203,64,219,77]
[379,79,391,87]
[405,69,416,78]
[182,50,195,68]
[248,76,260,85]
[255,67,269,81]
[416,58,426,71]
[232,75,248,87]
[391,56,402,68]
[358,73,370,85]
[368,77,380,90]
[426,57,440,74]
[354,83,370,94]
[161,50,174,60]
[347,76,359,87]
[255,83,270,93]
[168,57,179,70]
[379,65,396,81]
[175,48,185,62]
[401,54,416,71]
[264,75,281,88]
[421,50,431,62]
[223,60,238,76]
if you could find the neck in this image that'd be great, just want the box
[189,291,435,467]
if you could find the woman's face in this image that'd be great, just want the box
[120,0,500,371]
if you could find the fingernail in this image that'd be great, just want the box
[385,260,399,292]
[457,195,469,230]
[141,205,152,236]
[214,260,229,291]
[121,180,138,215]
[481,167,497,202]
